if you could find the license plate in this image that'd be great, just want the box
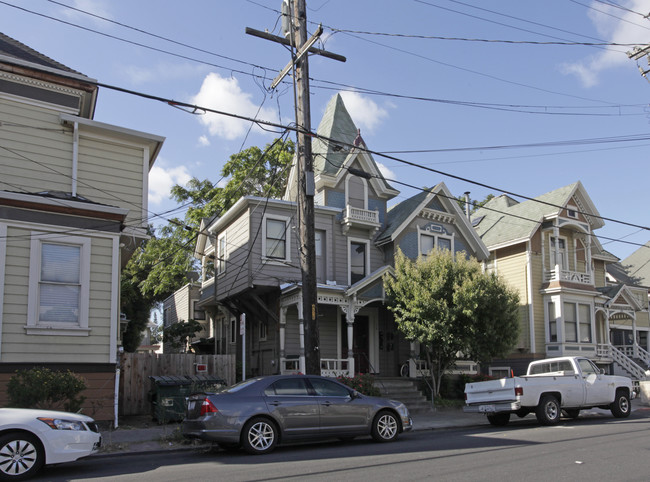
[479,405,496,413]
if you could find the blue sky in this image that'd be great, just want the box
[3,0,650,260]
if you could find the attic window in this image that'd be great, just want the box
[567,205,578,219]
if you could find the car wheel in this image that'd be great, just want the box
[371,410,399,442]
[563,409,580,419]
[487,412,510,426]
[535,395,561,425]
[0,432,44,481]
[610,390,631,418]
[241,418,278,455]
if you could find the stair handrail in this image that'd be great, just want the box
[609,344,648,381]
[634,344,650,368]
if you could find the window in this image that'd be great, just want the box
[578,304,592,343]
[192,300,205,321]
[420,232,453,257]
[217,234,226,275]
[564,302,577,342]
[578,358,598,377]
[259,321,267,341]
[27,235,90,334]
[550,236,567,270]
[309,378,351,397]
[230,318,237,344]
[567,205,578,219]
[563,302,592,343]
[265,378,310,396]
[263,215,290,261]
[489,367,511,378]
[350,241,367,284]
[315,230,326,283]
[548,302,557,342]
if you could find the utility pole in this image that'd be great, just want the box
[247,1,345,374]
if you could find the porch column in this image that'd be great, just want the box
[553,224,560,278]
[279,307,287,373]
[585,234,592,280]
[346,315,355,375]
[298,299,306,374]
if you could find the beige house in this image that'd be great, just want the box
[0,33,163,420]
[472,182,650,379]
[161,281,211,353]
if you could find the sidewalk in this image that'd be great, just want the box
[95,399,649,457]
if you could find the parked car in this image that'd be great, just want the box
[464,356,635,426]
[182,374,412,454]
[0,408,101,480]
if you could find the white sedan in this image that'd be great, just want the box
[0,408,101,480]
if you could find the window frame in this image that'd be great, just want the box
[418,227,454,258]
[262,214,291,264]
[348,238,369,285]
[230,317,237,345]
[217,233,226,276]
[192,299,205,321]
[27,234,91,335]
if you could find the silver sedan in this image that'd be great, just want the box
[181,374,412,454]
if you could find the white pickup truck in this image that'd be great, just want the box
[464,356,635,426]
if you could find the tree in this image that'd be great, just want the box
[163,319,203,352]
[120,138,294,351]
[384,248,520,397]
[456,193,495,215]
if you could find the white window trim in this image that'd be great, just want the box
[348,237,370,285]
[217,233,227,276]
[489,366,511,378]
[567,204,578,219]
[550,235,568,269]
[259,321,268,341]
[345,174,368,209]
[559,298,595,344]
[191,299,205,321]
[27,233,91,336]
[417,227,454,257]
[261,214,291,265]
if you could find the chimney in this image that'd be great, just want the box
[464,192,471,220]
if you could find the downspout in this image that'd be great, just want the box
[527,241,536,353]
[72,121,79,197]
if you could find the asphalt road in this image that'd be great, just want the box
[35,412,650,482]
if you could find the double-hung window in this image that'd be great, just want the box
[27,234,90,335]
[350,240,367,284]
[420,231,453,257]
[263,215,290,262]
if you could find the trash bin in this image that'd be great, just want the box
[149,375,193,423]
[185,375,227,393]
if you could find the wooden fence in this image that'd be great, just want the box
[119,353,236,416]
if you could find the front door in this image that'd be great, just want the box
[341,315,370,373]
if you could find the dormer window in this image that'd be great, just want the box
[567,205,578,219]
[419,229,454,257]
[346,173,368,209]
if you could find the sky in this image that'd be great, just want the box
[2,0,650,260]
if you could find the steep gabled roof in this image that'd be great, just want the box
[0,32,88,78]
[472,181,603,249]
[376,182,489,260]
[619,241,650,288]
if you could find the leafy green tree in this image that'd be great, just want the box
[8,368,87,413]
[119,138,294,351]
[384,248,520,397]
[457,193,495,215]
[163,319,203,352]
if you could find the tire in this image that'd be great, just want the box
[535,395,561,425]
[240,418,278,455]
[610,390,631,418]
[371,410,399,443]
[487,412,511,426]
[563,409,580,419]
[0,432,45,481]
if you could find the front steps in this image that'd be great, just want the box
[376,377,434,414]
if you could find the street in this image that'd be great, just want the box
[34,411,650,482]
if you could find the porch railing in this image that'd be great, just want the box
[320,358,351,378]
[544,268,592,285]
[609,345,648,381]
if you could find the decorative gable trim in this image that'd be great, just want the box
[419,207,455,225]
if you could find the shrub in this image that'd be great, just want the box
[337,373,381,397]
[7,367,87,413]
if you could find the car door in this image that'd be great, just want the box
[577,358,611,405]
[307,377,370,436]
[263,378,319,439]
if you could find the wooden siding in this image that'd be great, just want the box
[2,225,116,363]
[216,209,253,298]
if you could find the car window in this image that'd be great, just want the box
[309,378,351,397]
[265,378,310,396]
[578,359,598,377]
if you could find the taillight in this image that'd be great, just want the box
[514,386,523,397]
[200,398,218,416]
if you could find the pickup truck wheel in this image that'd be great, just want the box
[536,395,561,425]
[487,413,510,426]
[610,391,631,418]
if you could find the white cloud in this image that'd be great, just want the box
[191,73,277,140]
[60,0,112,24]
[339,91,388,133]
[198,135,210,147]
[376,162,395,181]
[149,164,192,204]
[119,62,208,86]
[561,0,649,86]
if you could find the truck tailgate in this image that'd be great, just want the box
[465,378,517,405]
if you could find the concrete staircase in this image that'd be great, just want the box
[375,377,434,414]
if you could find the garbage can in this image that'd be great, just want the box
[149,375,193,423]
[185,375,227,393]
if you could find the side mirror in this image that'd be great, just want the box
[351,390,360,399]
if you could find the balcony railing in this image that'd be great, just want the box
[544,267,592,285]
[320,358,352,377]
[341,205,380,234]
